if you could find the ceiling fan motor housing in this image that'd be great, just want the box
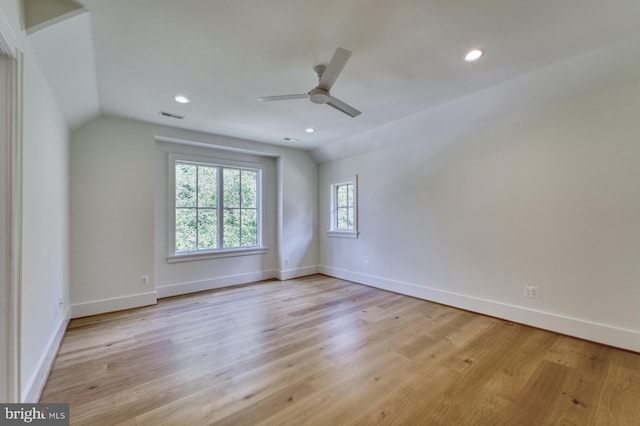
[309,87,330,104]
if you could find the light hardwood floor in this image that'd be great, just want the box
[41,275,640,425]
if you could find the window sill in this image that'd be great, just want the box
[167,247,267,263]
[327,231,359,239]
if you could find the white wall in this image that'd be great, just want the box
[319,78,640,353]
[0,0,71,402]
[20,43,70,402]
[279,148,320,278]
[70,116,318,317]
[70,117,156,316]
[0,53,9,404]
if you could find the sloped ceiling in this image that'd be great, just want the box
[28,10,100,129]
[27,0,640,161]
[23,0,84,34]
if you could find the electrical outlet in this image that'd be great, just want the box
[58,298,64,310]
[524,286,539,299]
[284,258,290,266]
[364,260,370,268]
[141,275,149,286]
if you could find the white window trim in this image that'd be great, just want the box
[168,153,266,262]
[327,175,359,239]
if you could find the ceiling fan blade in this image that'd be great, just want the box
[318,47,351,90]
[257,94,308,101]
[327,96,361,117]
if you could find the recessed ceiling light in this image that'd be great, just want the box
[305,128,315,133]
[174,95,190,104]
[464,49,484,62]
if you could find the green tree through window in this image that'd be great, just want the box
[335,183,354,230]
[175,162,259,253]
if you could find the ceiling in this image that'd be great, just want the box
[27,0,640,157]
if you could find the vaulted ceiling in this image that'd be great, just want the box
[26,0,640,159]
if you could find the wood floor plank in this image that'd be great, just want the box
[594,363,640,425]
[39,275,640,425]
[367,321,534,426]
[502,360,571,425]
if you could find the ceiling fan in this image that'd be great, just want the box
[258,47,362,117]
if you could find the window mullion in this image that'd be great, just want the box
[334,186,339,230]
[238,171,243,247]
[195,165,199,251]
[217,167,223,249]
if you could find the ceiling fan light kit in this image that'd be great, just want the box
[258,47,362,117]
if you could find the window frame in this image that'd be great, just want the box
[167,153,266,263]
[327,175,359,239]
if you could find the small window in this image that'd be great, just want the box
[169,155,264,261]
[328,175,358,238]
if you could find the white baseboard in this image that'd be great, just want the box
[276,265,319,281]
[72,267,320,314]
[319,266,640,353]
[156,270,278,299]
[156,266,319,299]
[71,291,157,319]
[22,307,70,403]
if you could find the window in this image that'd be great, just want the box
[169,155,264,260]
[328,175,358,238]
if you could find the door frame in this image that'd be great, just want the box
[0,7,23,403]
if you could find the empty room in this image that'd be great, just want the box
[1,0,639,424]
